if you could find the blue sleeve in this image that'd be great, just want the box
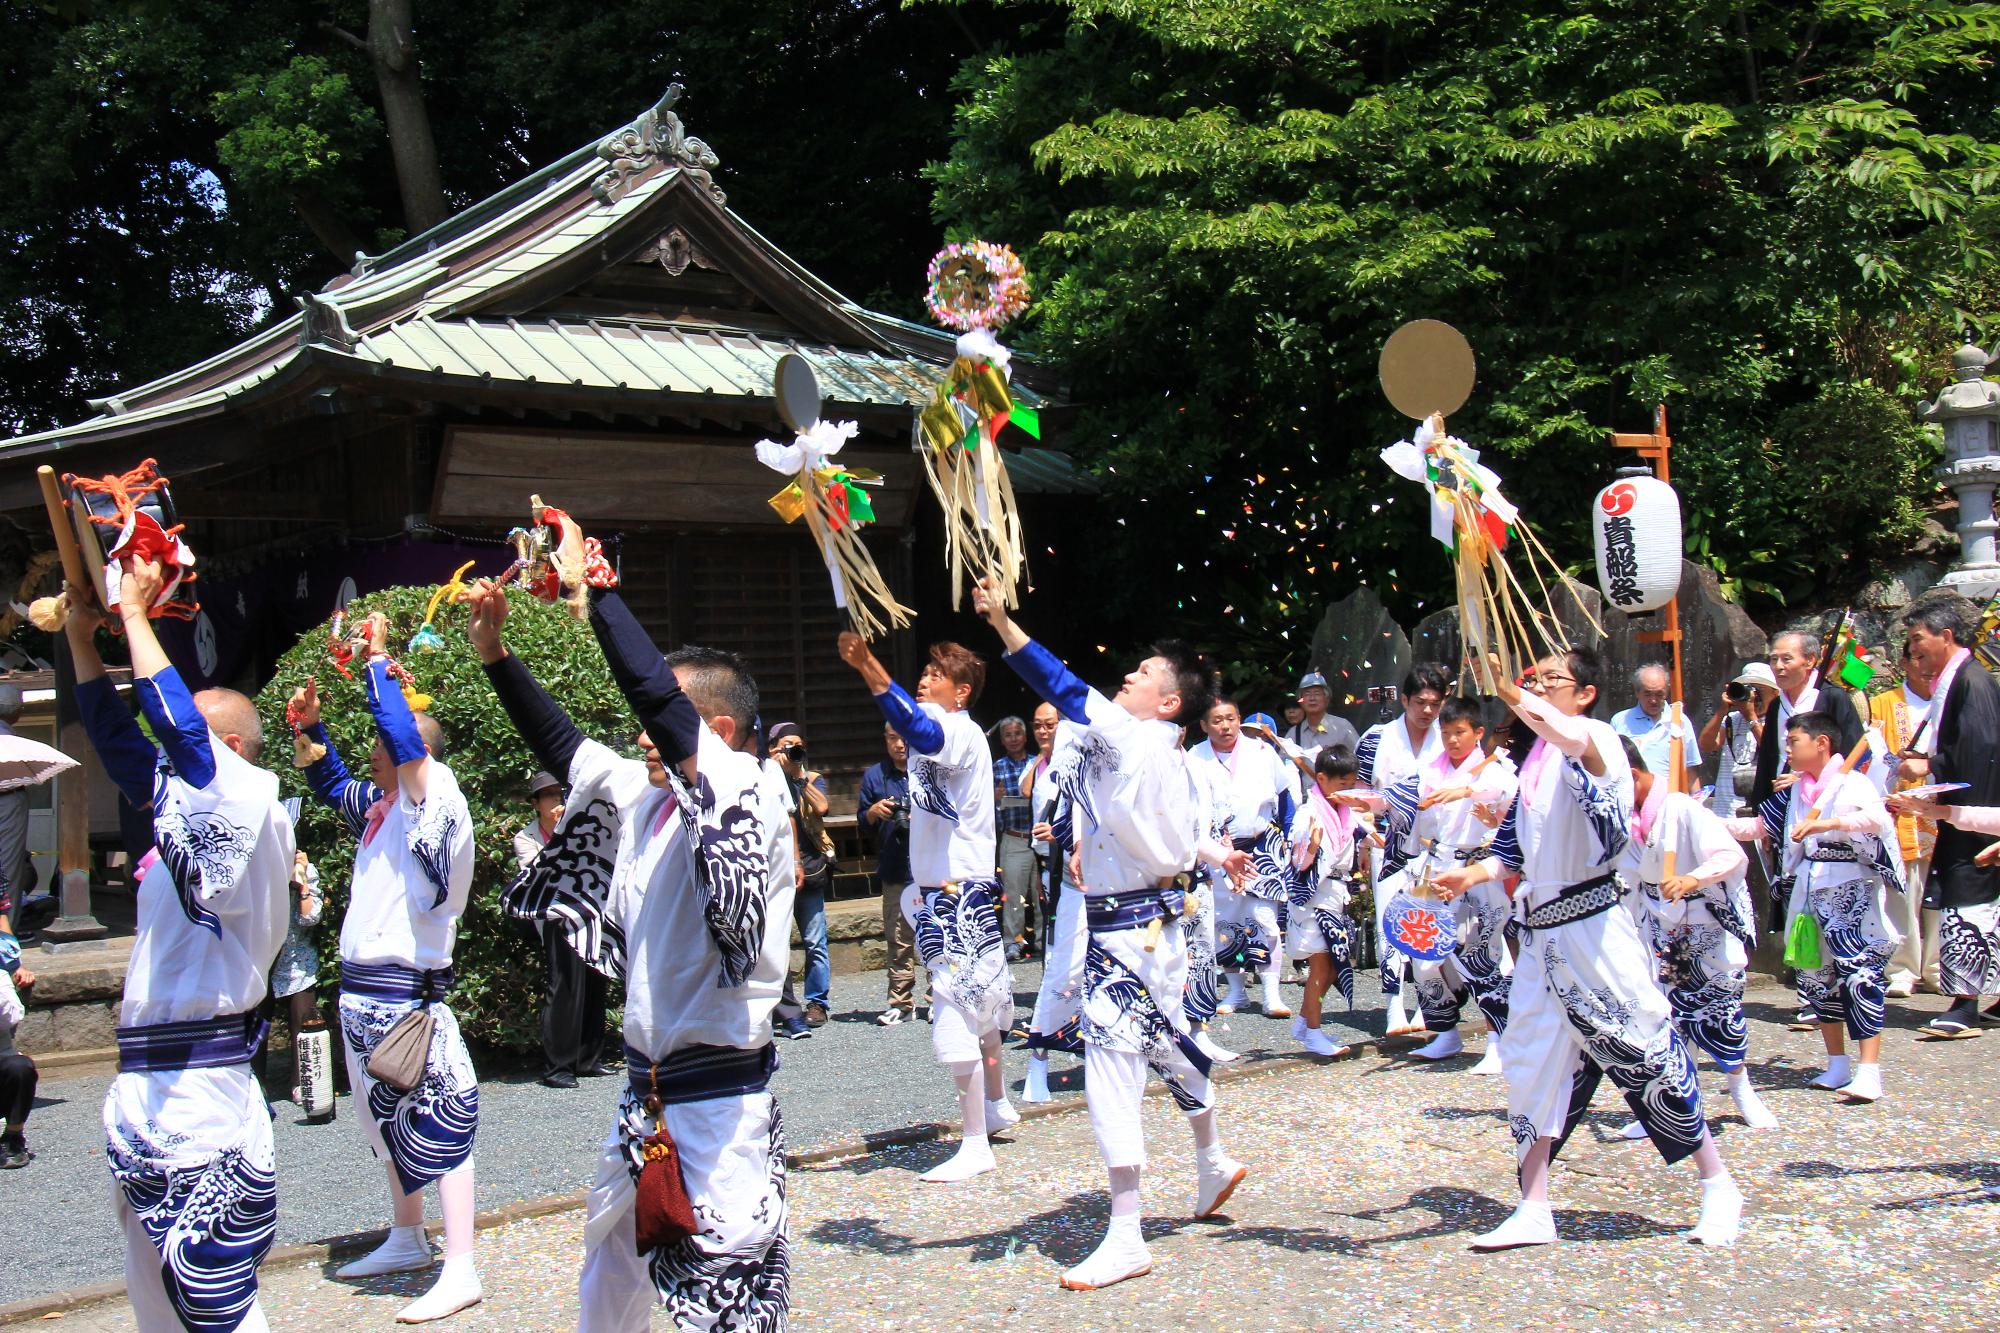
[1002,638,1091,724]
[1355,730,1381,788]
[77,677,160,808]
[1489,797,1523,873]
[133,667,215,789]
[1383,774,1421,872]
[302,722,378,838]
[589,588,701,767]
[859,765,884,810]
[1275,781,1296,834]
[873,682,946,755]
[1757,788,1791,848]
[362,656,426,768]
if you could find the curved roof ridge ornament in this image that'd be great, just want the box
[590,83,724,207]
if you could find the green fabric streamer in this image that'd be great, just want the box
[1011,403,1042,439]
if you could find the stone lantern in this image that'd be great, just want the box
[1923,343,2000,599]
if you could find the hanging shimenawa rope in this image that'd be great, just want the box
[916,241,1037,610]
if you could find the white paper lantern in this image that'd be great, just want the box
[1593,474,1681,613]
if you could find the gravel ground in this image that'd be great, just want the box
[14,983,2000,1330]
[2,959,1375,1304]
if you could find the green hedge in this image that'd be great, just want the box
[253,585,633,1051]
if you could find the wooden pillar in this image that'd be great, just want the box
[41,634,106,946]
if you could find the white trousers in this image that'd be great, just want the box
[1885,855,1938,989]
[1028,879,1087,1044]
[1080,917,1213,1171]
[577,1091,788,1333]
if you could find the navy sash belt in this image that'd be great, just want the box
[1519,874,1621,934]
[117,1011,264,1074]
[342,962,454,1002]
[625,1042,778,1106]
[1087,893,1168,934]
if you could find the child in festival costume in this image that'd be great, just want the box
[1728,712,1903,1104]
[1370,697,1518,1070]
[1355,665,1450,1035]
[974,576,1244,1292]
[839,631,1018,1183]
[1189,698,1295,1020]
[1432,649,1743,1251]
[1615,739,1778,1138]
[68,557,295,1333]
[466,550,792,1332]
[294,616,481,1323]
[1285,746,1363,1057]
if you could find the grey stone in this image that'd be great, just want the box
[1306,585,1413,729]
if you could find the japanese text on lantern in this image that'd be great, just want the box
[1601,515,1641,607]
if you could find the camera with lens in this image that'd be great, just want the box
[1367,685,1401,704]
[1724,681,1749,702]
[888,794,910,828]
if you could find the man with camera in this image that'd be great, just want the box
[769,722,833,1028]
[859,723,921,1024]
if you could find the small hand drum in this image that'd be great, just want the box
[1383,887,1458,961]
[65,461,198,620]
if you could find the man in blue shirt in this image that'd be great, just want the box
[859,724,919,1024]
[1610,662,1702,776]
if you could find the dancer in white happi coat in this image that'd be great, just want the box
[1433,649,1743,1251]
[467,567,791,1333]
[1356,663,1450,1035]
[295,613,480,1323]
[838,632,1017,1183]
[1729,711,1903,1105]
[1615,739,1778,1139]
[1182,749,1245,1065]
[69,559,293,1333]
[1370,697,1517,1070]
[1284,746,1364,1058]
[1190,698,1296,1019]
[976,577,1246,1292]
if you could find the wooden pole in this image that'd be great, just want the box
[1612,404,1684,703]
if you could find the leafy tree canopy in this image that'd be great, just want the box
[927,0,2000,684]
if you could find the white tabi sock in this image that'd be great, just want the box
[1384,993,1411,1034]
[1260,968,1291,1016]
[1726,1069,1779,1128]
[1194,1145,1246,1218]
[1688,1173,1744,1248]
[1290,1013,1308,1040]
[1471,1200,1557,1251]
[920,1135,997,1183]
[1060,1214,1151,1291]
[1468,1042,1504,1076]
[338,1224,434,1279]
[395,1254,482,1323]
[1192,1027,1241,1063]
[1809,1054,1853,1090]
[986,1096,1021,1131]
[1218,974,1247,1014]
[1412,1028,1464,1061]
[1300,1027,1346,1058]
[1618,1120,1651,1141]
[1022,1056,1053,1104]
[1838,1062,1883,1103]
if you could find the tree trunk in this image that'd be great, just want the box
[291,187,368,266]
[367,0,447,235]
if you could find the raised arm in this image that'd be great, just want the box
[466,578,588,779]
[359,613,431,805]
[589,588,700,783]
[838,631,946,754]
[65,603,158,808]
[289,678,377,837]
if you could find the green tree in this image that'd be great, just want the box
[254,586,632,1051]
[929,0,1998,678]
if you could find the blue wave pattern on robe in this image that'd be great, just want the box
[110,1137,277,1333]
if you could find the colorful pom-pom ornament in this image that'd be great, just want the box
[925,241,1030,333]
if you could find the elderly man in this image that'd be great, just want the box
[1871,641,1942,998]
[1284,670,1359,759]
[1611,663,1702,777]
[859,724,919,1024]
[1896,602,2000,1037]
[1749,629,1864,808]
[993,715,1041,960]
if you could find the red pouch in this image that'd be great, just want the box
[633,1093,698,1254]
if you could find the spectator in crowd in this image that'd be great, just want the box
[0,685,31,930]
[1285,670,1360,758]
[1281,701,1306,734]
[992,715,1040,961]
[1750,629,1864,806]
[770,722,833,1028]
[1699,664,1775,817]
[515,771,610,1086]
[1873,641,1942,998]
[0,956,32,1168]
[1024,703,1067,952]
[755,723,813,1042]
[860,723,919,1024]
[1611,662,1703,776]
[254,847,327,1103]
